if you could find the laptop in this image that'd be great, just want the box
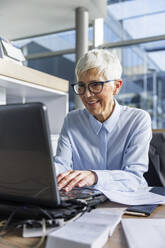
[0,102,106,211]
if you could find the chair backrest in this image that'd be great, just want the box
[144,129,165,186]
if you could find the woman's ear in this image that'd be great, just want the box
[113,80,122,95]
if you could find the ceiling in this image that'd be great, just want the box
[0,0,107,41]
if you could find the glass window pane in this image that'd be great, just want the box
[113,41,165,129]
[107,0,165,39]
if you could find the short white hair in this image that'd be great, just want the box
[75,49,122,81]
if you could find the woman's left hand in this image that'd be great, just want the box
[57,170,97,191]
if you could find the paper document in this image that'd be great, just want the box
[97,188,165,205]
[121,218,165,248]
[2,40,25,61]
[75,208,124,236]
[46,222,109,248]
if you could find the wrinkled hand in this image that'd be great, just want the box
[57,170,97,192]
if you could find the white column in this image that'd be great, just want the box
[93,18,104,48]
[75,7,89,109]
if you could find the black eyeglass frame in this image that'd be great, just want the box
[71,80,115,95]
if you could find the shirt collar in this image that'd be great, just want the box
[102,99,121,133]
[85,99,121,135]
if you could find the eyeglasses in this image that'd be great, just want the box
[71,80,115,95]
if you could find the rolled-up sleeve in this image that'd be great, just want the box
[54,116,73,175]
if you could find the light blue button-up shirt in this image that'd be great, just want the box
[54,100,152,192]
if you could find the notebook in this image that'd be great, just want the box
[0,102,106,211]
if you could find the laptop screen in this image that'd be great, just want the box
[0,102,60,207]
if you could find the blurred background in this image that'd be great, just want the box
[11,0,165,129]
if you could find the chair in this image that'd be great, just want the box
[144,129,165,186]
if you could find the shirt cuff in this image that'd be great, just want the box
[54,163,69,176]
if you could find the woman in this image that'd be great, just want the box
[55,49,152,192]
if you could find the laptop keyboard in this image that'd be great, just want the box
[60,187,102,201]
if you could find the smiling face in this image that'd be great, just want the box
[78,68,122,122]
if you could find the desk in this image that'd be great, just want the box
[1,202,165,248]
[104,202,165,248]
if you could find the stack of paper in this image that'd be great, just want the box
[46,208,124,248]
[46,222,110,248]
[121,218,165,248]
[0,37,25,64]
[75,208,124,236]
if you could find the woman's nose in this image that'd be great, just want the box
[84,87,93,97]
